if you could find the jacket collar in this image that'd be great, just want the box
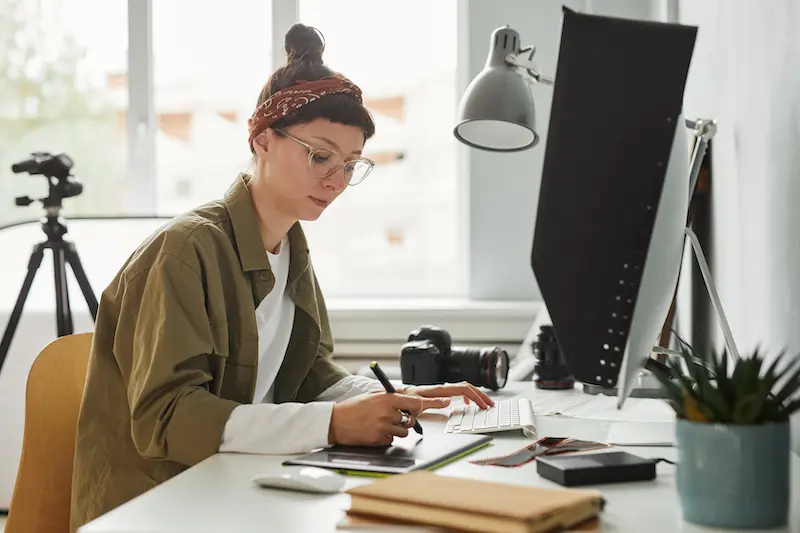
[224,173,269,272]
[224,173,310,274]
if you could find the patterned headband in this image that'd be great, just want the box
[247,76,363,152]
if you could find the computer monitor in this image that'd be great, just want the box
[529,10,698,408]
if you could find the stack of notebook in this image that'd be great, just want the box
[344,471,604,533]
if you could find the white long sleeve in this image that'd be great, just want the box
[219,401,335,455]
[315,374,386,402]
[219,376,385,455]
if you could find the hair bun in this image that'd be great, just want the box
[284,23,325,64]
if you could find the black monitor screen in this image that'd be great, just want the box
[531,8,697,388]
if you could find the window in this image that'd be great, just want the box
[0,0,462,300]
[297,0,461,298]
[0,0,542,350]
[152,0,273,215]
[0,0,127,227]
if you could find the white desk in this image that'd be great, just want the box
[78,382,800,533]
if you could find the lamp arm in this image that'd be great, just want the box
[505,46,555,85]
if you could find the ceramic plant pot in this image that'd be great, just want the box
[676,419,790,529]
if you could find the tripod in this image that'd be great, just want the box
[0,152,98,376]
[0,209,98,374]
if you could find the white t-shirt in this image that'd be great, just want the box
[219,238,383,455]
[252,236,295,404]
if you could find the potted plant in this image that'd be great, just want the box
[650,343,800,529]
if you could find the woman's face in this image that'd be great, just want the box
[252,119,366,221]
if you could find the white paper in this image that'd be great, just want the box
[537,393,675,423]
[607,421,676,446]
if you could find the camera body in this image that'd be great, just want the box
[399,325,509,390]
[12,152,82,209]
[532,325,575,390]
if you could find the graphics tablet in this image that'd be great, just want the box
[283,433,492,476]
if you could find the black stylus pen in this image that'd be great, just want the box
[369,361,424,435]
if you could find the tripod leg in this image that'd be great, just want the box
[65,244,99,321]
[0,245,45,375]
[53,245,74,337]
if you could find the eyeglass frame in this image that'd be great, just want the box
[272,128,375,186]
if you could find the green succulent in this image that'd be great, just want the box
[650,341,800,424]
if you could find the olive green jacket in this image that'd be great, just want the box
[69,174,350,533]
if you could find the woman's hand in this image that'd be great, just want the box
[329,393,450,447]
[402,382,494,410]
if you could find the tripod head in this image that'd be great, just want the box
[12,152,83,211]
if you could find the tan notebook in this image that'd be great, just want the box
[345,471,604,533]
[338,513,600,532]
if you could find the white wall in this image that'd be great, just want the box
[461,0,589,301]
[461,0,672,302]
[679,0,800,454]
[680,0,800,358]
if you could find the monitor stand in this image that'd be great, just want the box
[584,343,701,399]
[582,367,668,399]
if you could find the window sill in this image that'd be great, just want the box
[327,298,543,362]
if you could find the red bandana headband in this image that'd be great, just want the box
[247,76,363,151]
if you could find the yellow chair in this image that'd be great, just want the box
[5,333,93,533]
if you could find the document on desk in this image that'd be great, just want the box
[606,421,675,447]
[532,393,676,446]
[529,394,590,416]
[538,394,675,423]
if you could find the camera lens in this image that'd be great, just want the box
[533,325,574,390]
[441,346,509,391]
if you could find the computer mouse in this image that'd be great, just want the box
[252,466,346,494]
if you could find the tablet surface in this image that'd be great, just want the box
[283,433,493,475]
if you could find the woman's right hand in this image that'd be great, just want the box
[328,393,450,446]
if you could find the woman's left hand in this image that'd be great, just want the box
[402,382,494,410]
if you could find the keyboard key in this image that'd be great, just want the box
[486,407,499,427]
[473,409,487,429]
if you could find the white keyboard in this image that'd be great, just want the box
[445,398,536,437]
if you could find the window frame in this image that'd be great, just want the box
[126,0,542,351]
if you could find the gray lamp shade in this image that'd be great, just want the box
[454,26,539,152]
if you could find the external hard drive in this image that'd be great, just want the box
[536,451,657,486]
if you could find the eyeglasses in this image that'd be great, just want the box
[274,129,375,186]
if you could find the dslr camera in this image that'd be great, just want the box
[399,325,509,391]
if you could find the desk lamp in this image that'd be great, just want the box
[454,8,739,408]
[453,26,552,152]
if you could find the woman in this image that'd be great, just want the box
[69,23,492,532]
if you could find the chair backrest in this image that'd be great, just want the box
[5,333,93,533]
